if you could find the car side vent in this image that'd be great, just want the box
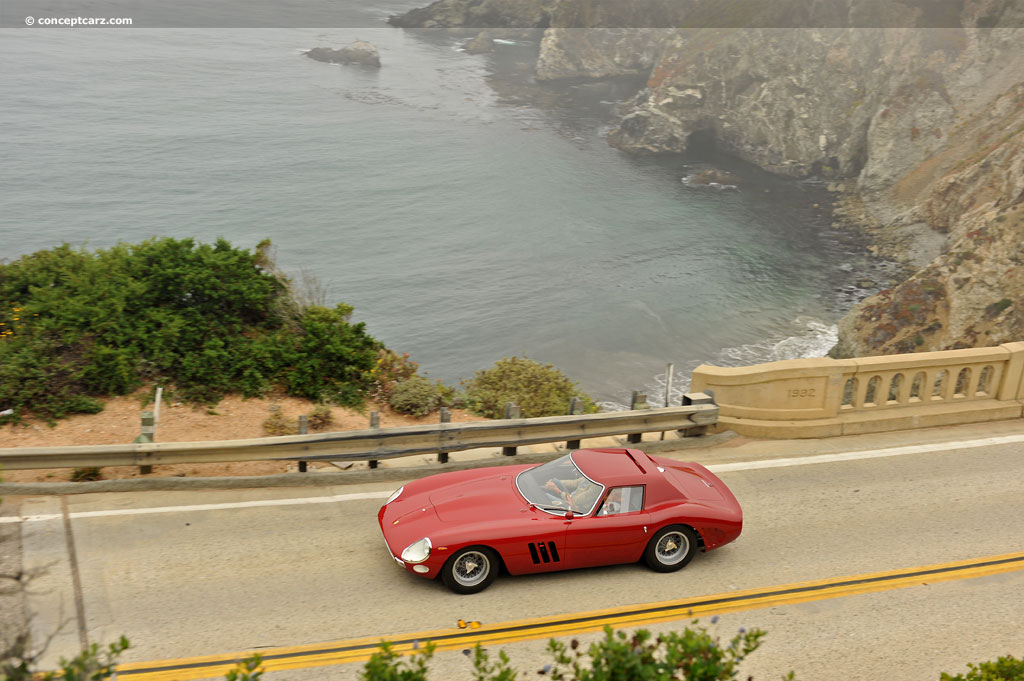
[527,541,561,564]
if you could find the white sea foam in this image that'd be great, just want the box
[681,175,738,191]
[717,316,838,365]
[601,317,838,411]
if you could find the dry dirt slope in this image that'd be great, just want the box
[0,394,487,484]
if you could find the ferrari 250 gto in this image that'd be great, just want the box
[377,447,742,594]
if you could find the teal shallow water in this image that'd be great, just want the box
[0,20,892,407]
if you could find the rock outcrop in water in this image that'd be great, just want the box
[389,0,1024,357]
[306,41,381,67]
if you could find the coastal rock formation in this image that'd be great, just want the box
[683,165,742,187]
[306,41,381,67]
[391,0,1024,357]
[834,82,1024,355]
[535,28,670,81]
[388,0,552,29]
[462,32,495,54]
[605,29,893,174]
[621,22,1023,355]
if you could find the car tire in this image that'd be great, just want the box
[441,546,499,594]
[644,525,699,573]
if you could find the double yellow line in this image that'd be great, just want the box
[117,551,1024,681]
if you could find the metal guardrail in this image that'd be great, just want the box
[0,401,717,471]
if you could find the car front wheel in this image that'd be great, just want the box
[644,525,699,572]
[441,546,498,594]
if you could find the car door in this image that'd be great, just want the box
[491,511,571,575]
[563,486,651,569]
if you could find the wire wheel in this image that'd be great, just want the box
[442,546,499,594]
[656,530,689,565]
[644,525,699,573]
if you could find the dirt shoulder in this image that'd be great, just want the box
[0,394,488,484]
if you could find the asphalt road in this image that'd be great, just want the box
[5,421,1024,681]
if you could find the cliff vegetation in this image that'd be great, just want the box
[0,238,381,422]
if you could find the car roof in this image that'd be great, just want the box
[570,448,651,487]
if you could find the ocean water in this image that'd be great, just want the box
[0,9,896,408]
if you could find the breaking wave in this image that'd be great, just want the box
[600,316,838,411]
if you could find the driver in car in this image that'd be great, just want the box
[544,476,601,513]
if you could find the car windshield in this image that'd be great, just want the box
[515,454,605,516]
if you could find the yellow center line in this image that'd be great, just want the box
[115,551,1024,681]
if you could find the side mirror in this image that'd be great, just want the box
[564,510,574,520]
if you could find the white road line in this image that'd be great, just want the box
[0,491,394,524]
[706,433,1024,473]
[4,432,1023,524]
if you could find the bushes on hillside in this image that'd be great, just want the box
[0,240,607,426]
[463,356,598,419]
[0,238,380,422]
[368,349,419,405]
[389,375,440,416]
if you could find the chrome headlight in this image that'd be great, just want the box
[385,486,404,505]
[401,537,431,564]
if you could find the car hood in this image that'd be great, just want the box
[378,465,533,556]
[428,472,525,522]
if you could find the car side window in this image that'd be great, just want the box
[596,486,644,516]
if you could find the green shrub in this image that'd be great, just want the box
[542,624,765,681]
[355,623,771,681]
[281,304,379,407]
[0,238,382,421]
[262,405,298,436]
[1,634,129,681]
[389,375,440,417]
[463,357,598,419]
[307,403,334,431]
[437,383,468,409]
[70,467,103,482]
[470,645,517,681]
[369,349,419,404]
[225,655,264,681]
[361,641,435,681]
[941,655,1024,681]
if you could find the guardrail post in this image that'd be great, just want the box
[681,391,713,437]
[297,415,308,472]
[626,392,649,443]
[502,403,520,456]
[566,397,583,450]
[438,407,450,463]
[368,411,379,469]
[135,410,154,474]
[661,363,674,440]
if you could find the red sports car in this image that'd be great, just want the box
[377,448,742,594]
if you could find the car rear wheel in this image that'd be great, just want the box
[644,525,699,572]
[441,546,498,594]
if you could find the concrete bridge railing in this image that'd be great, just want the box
[691,341,1024,438]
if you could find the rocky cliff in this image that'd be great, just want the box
[390,0,1024,358]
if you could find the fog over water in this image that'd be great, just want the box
[0,3,899,408]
